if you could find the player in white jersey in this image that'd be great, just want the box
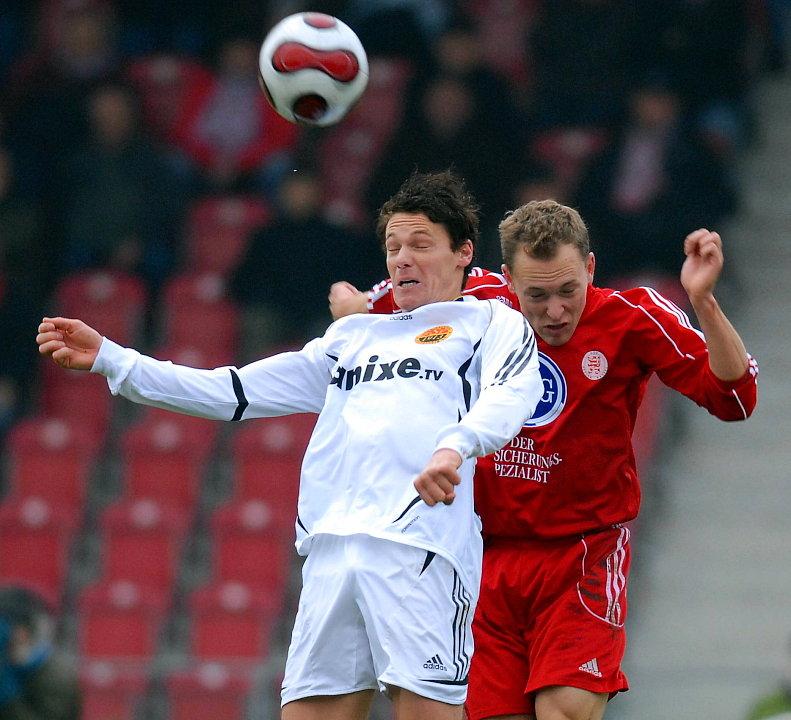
[37,172,543,720]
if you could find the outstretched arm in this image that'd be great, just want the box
[36,317,102,371]
[681,229,749,382]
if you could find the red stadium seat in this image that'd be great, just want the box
[0,497,76,607]
[166,664,253,720]
[120,415,213,514]
[210,500,293,591]
[189,581,281,661]
[39,363,113,442]
[127,54,214,143]
[99,498,189,602]
[80,662,148,720]
[159,273,241,358]
[183,196,270,276]
[5,417,100,517]
[231,415,315,519]
[78,580,167,661]
[53,270,148,347]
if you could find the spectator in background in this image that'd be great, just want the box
[0,149,44,433]
[173,37,299,195]
[634,0,756,134]
[528,0,640,129]
[0,586,81,720]
[3,0,122,200]
[230,169,381,357]
[574,74,738,283]
[344,0,450,63]
[745,635,791,720]
[366,74,516,225]
[427,15,525,142]
[55,82,185,292]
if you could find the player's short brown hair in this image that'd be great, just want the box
[499,200,590,268]
[376,170,479,281]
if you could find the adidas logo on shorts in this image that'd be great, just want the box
[423,654,447,671]
[578,658,603,678]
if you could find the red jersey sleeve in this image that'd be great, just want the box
[367,268,519,314]
[613,286,758,421]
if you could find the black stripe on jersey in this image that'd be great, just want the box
[229,369,249,421]
[392,495,422,523]
[496,335,536,386]
[326,353,338,362]
[420,551,436,575]
[457,339,482,412]
[493,325,535,384]
[297,515,308,534]
[492,320,530,383]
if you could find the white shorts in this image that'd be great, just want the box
[281,533,477,706]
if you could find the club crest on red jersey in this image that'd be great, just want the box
[581,350,608,380]
[524,352,567,427]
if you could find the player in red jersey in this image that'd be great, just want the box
[329,200,757,720]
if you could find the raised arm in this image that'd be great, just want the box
[681,228,749,381]
[38,316,331,421]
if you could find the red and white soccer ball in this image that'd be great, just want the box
[258,12,369,127]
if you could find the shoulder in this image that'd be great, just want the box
[463,267,518,308]
[599,285,702,338]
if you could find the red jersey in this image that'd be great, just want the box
[368,270,759,540]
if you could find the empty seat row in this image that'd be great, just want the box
[78,577,282,664]
[82,659,254,720]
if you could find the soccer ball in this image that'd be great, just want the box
[258,12,369,127]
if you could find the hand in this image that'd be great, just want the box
[680,228,723,301]
[36,317,103,371]
[329,281,369,320]
[414,448,463,506]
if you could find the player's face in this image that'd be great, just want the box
[504,243,594,346]
[385,212,473,312]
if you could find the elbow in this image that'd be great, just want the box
[713,400,757,422]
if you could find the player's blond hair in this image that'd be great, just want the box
[499,200,590,268]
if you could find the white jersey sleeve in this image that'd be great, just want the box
[434,300,540,459]
[92,336,331,419]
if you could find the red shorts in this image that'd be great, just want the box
[466,526,631,720]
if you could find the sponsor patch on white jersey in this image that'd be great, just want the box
[415,325,453,344]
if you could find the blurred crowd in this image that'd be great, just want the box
[0,0,788,432]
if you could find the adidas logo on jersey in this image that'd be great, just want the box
[578,658,602,678]
[423,654,447,671]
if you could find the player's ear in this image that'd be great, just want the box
[457,239,473,268]
[586,252,595,284]
[502,264,515,293]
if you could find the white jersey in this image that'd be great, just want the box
[92,297,542,590]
